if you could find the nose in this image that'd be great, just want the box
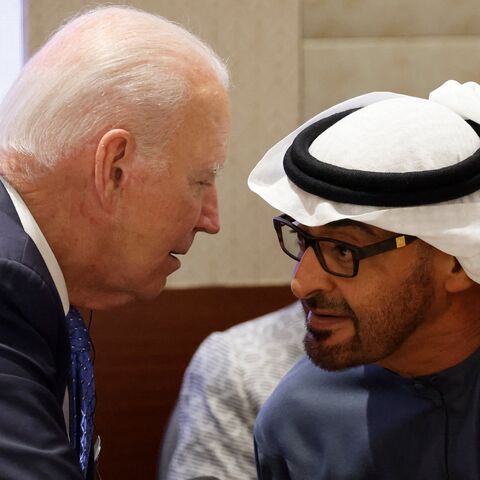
[195,186,220,234]
[291,247,336,299]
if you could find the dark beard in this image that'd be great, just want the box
[303,253,434,371]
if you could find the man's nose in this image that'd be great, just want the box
[195,187,220,234]
[291,247,336,299]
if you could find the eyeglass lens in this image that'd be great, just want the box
[280,225,355,276]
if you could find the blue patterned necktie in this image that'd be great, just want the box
[66,307,96,476]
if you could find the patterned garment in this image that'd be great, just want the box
[160,302,306,480]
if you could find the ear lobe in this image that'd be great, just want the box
[94,130,132,211]
[445,258,476,293]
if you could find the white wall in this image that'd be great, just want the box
[22,0,480,288]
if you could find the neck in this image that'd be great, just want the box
[4,160,102,304]
[3,155,131,310]
[378,289,480,377]
[11,172,78,246]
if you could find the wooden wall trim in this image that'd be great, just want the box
[88,286,295,479]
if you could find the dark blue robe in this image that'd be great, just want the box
[254,349,480,479]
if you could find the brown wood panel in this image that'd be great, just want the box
[87,285,295,480]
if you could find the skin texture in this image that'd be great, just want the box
[9,74,230,310]
[291,220,480,377]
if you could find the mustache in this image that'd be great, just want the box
[302,294,356,317]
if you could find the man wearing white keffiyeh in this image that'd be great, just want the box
[249,80,480,479]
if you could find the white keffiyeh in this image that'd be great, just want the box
[248,80,480,283]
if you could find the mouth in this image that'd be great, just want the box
[169,249,188,259]
[167,251,185,271]
[306,310,351,331]
[170,247,189,256]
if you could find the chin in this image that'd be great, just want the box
[133,275,168,301]
[304,331,366,372]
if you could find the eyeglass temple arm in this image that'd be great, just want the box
[358,235,418,260]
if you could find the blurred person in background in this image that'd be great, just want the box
[159,302,305,480]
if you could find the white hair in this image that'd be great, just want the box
[0,5,229,174]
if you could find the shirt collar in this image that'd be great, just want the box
[0,177,69,315]
[414,347,480,394]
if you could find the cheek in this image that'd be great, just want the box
[163,199,202,239]
[179,189,206,219]
[339,276,384,312]
[337,276,396,329]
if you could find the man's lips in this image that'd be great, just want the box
[168,249,189,260]
[170,249,189,256]
[306,311,352,330]
[167,252,184,271]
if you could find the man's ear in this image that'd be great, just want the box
[94,129,134,211]
[445,257,476,293]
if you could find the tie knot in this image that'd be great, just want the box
[66,306,91,354]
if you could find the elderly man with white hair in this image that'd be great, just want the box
[0,5,229,479]
[249,81,480,479]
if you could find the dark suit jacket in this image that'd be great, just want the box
[0,180,87,479]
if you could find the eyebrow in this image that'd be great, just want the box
[324,219,378,237]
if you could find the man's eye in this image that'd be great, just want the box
[295,234,306,251]
[332,245,353,261]
[197,180,212,187]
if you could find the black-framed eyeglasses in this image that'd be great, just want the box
[273,214,418,278]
